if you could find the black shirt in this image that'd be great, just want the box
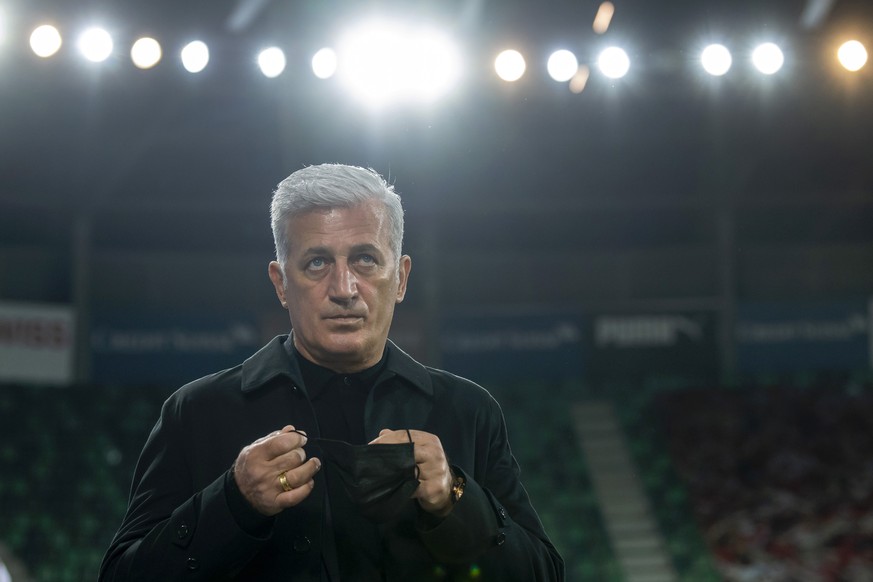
[287,338,388,581]
[289,340,386,445]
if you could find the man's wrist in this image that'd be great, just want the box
[449,469,466,505]
[430,468,465,519]
[225,468,275,535]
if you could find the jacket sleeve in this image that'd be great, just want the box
[98,395,274,581]
[417,395,565,581]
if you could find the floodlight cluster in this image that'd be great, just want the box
[8,13,871,107]
[335,19,462,107]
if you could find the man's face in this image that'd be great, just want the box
[268,200,411,373]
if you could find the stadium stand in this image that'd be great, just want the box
[657,374,873,581]
[0,383,173,582]
[4,373,873,580]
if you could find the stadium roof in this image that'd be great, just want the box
[1,0,871,246]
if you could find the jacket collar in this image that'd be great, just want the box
[240,335,302,393]
[241,335,433,397]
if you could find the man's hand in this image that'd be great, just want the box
[233,425,321,516]
[369,429,454,517]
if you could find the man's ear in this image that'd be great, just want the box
[268,261,288,308]
[395,255,411,303]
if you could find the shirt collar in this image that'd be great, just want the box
[241,335,433,397]
[288,337,387,400]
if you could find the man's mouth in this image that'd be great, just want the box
[326,315,364,321]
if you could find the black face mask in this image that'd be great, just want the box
[293,430,421,523]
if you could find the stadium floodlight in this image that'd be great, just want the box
[751,42,784,75]
[78,27,113,62]
[311,47,337,79]
[257,47,286,78]
[131,37,162,69]
[494,49,526,82]
[30,24,62,58]
[547,49,578,82]
[181,40,209,73]
[701,44,732,76]
[837,40,867,72]
[336,19,462,108]
[597,46,630,79]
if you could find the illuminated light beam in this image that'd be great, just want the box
[701,44,732,76]
[312,47,337,79]
[838,40,867,72]
[131,37,162,69]
[78,27,113,62]
[751,42,784,75]
[336,19,462,108]
[800,0,835,30]
[593,2,615,35]
[494,49,526,82]
[227,0,274,32]
[569,65,590,93]
[181,40,209,73]
[30,24,62,58]
[598,46,630,79]
[257,46,286,78]
[547,49,578,82]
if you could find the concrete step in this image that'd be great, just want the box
[613,536,664,552]
[573,400,679,582]
[572,402,615,420]
[606,521,660,537]
[591,479,644,497]
[625,571,679,582]
[620,553,675,571]
[578,435,625,449]
[601,503,651,519]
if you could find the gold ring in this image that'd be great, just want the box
[278,471,293,492]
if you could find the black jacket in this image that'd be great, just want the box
[99,336,564,581]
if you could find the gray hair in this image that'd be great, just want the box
[270,164,405,266]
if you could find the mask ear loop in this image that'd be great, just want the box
[405,429,421,480]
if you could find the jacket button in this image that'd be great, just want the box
[498,507,507,520]
[177,524,189,539]
[495,532,506,546]
[293,536,311,553]
[187,557,199,571]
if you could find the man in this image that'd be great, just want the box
[100,164,563,580]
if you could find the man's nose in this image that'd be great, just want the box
[329,261,358,301]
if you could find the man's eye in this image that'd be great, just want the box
[358,254,376,265]
[307,258,327,270]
